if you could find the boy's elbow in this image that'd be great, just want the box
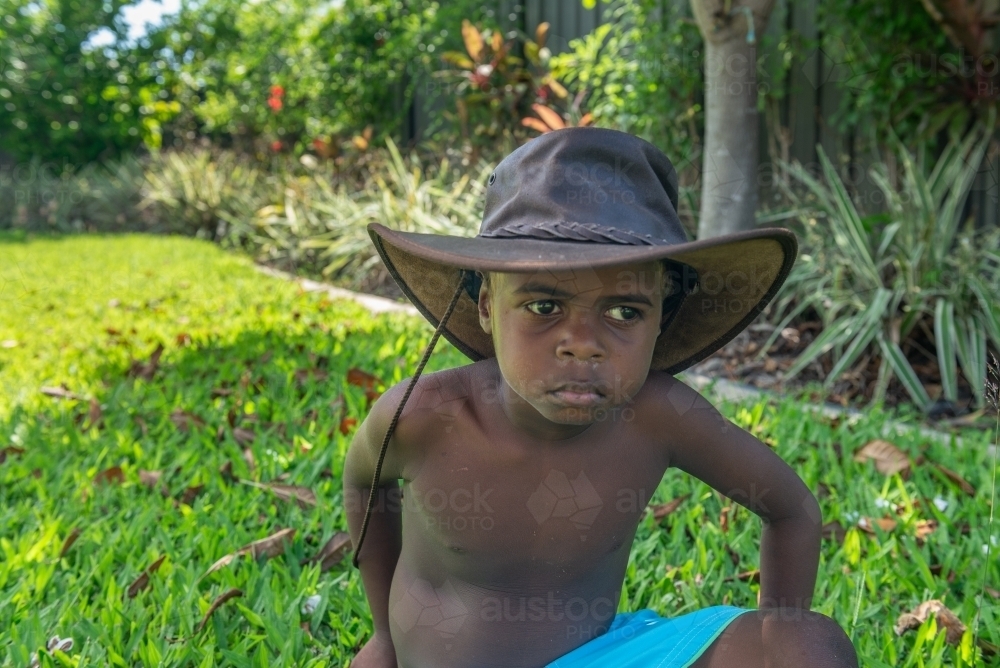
[765,487,822,531]
[786,490,823,541]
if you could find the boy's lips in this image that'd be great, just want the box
[549,383,605,406]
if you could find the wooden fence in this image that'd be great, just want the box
[403,0,998,232]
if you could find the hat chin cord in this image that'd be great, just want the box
[352,272,468,569]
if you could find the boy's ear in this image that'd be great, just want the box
[476,272,492,334]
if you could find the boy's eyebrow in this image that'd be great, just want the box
[512,282,654,306]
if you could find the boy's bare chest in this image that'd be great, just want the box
[399,388,669,579]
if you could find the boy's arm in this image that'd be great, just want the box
[659,378,822,610]
[343,380,416,652]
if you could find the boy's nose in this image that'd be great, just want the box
[555,314,606,362]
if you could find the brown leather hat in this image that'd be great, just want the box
[368,126,797,375]
[353,127,798,567]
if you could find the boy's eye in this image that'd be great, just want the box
[526,300,559,316]
[525,301,642,323]
[607,305,642,322]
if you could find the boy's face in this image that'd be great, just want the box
[477,260,667,439]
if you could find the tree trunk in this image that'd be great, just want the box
[690,0,775,239]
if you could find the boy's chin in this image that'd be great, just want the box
[543,404,603,426]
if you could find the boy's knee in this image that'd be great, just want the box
[763,610,859,668]
[807,614,858,668]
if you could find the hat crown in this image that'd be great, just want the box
[480,127,685,246]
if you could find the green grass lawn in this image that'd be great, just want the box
[1,233,997,667]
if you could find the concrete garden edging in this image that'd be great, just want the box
[255,264,996,456]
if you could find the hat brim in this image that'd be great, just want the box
[368,222,798,375]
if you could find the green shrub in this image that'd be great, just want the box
[133,139,491,292]
[138,148,272,242]
[759,112,1000,412]
[0,0,179,165]
[0,155,148,233]
[548,1,702,161]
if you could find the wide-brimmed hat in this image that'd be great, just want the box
[367,126,797,375]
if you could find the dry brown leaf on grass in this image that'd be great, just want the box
[139,470,162,488]
[126,555,166,599]
[0,445,25,464]
[857,516,897,534]
[649,493,691,521]
[59,528,81,558]
[127,343,164,381]
[719,506,732,533]
[302,531,353,572]
[205,528,296,576]
[914,519,938,544]
[232,427,255,446]
[294,368,329,385]
[822,521,847,543]
[242,447,256,473]
[94,466,124,486]
[170,409,206,432]
[219,460,237,483]
[241,480,317,509]
[196,588,243,634]
[40,385,87,401]
[931,462,976,496]
[894,599,966,645]
[178,484,204,506]
[346,368,382,390]
[723,569,760,584]
[853,440,911,476]
[338,417,358,436]
[28,636,74,668]
[84,398,103,430]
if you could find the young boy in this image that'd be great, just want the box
[343,127,860,668]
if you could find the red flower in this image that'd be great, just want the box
[271,140,283,151]
[267,85,285,112]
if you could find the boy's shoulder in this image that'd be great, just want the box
[625,370,725,454]
[365,363,476,441]
[640,369,715,416]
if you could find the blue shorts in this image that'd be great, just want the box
[546,606,755,668]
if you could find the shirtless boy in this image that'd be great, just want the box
[343,127,860,668]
